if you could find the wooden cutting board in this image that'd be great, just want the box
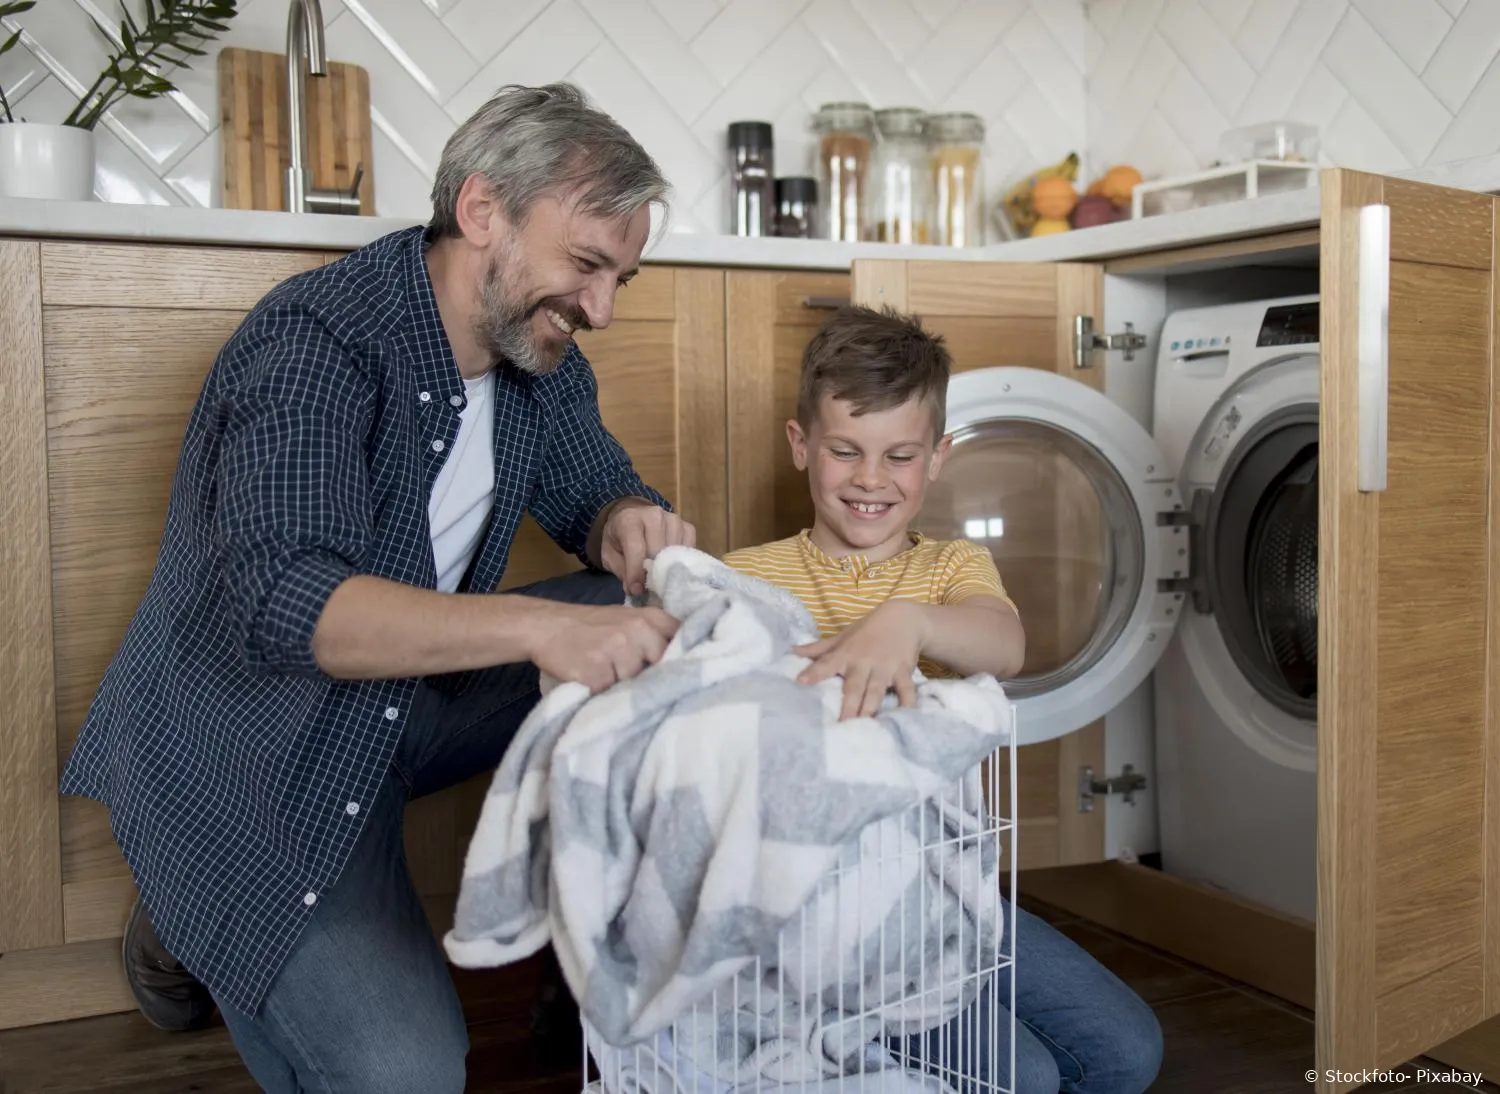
[217,46,375,214]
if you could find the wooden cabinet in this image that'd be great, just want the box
[0,240,727,1028]
[6,163,1500,1088]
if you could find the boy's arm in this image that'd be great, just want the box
[912,596,1026,679]
[794,544,1027,718]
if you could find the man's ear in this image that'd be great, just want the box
[453,173,505,246]
[929,432,953,480]
[786,418,809,471]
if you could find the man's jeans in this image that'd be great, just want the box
[215,570,626,1094]
[215,570,1162,1094]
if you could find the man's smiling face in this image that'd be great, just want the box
[474,193,651,374]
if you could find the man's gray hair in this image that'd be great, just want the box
[430,83,670,238]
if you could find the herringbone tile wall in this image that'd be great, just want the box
[2,0,1493,232]
[1086,0,1500,180]
[0,0,1088,235]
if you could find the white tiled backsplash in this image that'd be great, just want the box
[2,0,1497,231]
[0,0,1088,234]
[1085,0,1500,181]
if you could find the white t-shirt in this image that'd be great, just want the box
[428,370,496,593]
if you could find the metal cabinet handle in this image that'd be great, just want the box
[1357,203,1389,493]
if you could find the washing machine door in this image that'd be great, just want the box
[914,367,1184,746]
[1177,353,1319,771]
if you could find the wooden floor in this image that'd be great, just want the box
[1,895,1495,1093]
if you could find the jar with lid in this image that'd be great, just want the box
[867,107,930,244]
[727,121,775,237]
[811,102,874,243]
[928,112,985,248]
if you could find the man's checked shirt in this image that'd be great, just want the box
[59,224,666,1016]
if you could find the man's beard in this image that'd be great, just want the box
[473,250,589,376]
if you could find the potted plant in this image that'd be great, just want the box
[0,0,237,201]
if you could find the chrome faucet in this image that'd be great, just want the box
[285,0,363,214]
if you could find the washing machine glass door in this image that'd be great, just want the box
[914,367,1183,746]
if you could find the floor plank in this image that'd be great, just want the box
[3,910,1496,1093]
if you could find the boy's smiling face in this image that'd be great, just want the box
[788,392,951,563]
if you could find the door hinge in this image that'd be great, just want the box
[1073,315,1147,370]
[1078,764,1148,812]
[1155,487,1212,613]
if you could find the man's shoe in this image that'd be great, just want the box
[121,897,217,1032]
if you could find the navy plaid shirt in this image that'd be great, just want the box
[59,224,667,1017]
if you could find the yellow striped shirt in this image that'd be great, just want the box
[721,531,1013,680]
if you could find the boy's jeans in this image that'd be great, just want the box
[893,907,1163,1093]
[215,569,1162,1094]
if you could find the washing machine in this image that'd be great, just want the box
[911,305,1315,884]
[1150,295,1320,924]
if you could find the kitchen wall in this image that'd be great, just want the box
[1085,0,1500,180]
[0,0,1088,235]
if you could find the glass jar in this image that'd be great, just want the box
[928,111,985,248]
[868,107,930,244]
[811,102,874,243]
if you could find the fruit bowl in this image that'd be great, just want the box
[996,154,1148,239]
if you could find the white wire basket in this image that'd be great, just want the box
[578,723,1019,1094]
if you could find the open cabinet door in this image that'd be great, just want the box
[849,260,1181,870]
[1318,169,1500,1089]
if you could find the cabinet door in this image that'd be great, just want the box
[1316,169,1500,1087]
[841,259,1176,871]
[724,268,852,549]
[497,266,727,590]
[4,241,329,1027]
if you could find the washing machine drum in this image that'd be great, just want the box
[1205,414,1318,720]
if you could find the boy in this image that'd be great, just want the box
[723,303,1026,720]
[722,305,1162,1094]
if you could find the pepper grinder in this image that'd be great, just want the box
[727,121,775,237]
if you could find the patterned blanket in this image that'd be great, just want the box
[443,546,1013,1086]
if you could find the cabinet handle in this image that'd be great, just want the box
[1357,203,1389,493]
[801,296,850,310]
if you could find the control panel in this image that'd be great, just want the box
[1256,301,1319,347]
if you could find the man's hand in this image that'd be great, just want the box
[794,599,930,720]
[597,499,696,598]
[529,601,680,694]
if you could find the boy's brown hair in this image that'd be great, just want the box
[796,304,952,439]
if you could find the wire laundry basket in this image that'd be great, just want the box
[578,726,1019,1094]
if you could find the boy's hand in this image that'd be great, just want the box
[794,600,929,720]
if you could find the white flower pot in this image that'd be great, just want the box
[0,122,95,201]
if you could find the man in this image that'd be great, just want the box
[59,83,691,1092]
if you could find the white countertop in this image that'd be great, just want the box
[5,153,1500,270]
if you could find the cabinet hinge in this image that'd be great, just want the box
[1078,764,1148,812]
[1072,315,1147,370]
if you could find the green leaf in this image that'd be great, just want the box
[0,26,22,58]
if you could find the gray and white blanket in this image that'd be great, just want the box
[443,547,1013,1088]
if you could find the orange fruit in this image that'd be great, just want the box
[1099,165,1143,208]
[1032,176,1078,220]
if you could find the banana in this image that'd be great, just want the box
[999,152,1079,235]
[1034,151,1080,182]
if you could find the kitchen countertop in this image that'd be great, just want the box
[5,153,1500,271]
